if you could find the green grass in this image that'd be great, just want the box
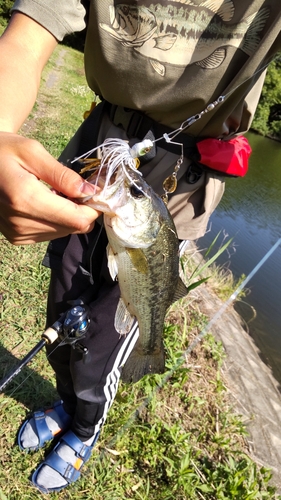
[0,42,280,499]
[21,45,95,158]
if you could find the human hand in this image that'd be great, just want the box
[0,132,101,244]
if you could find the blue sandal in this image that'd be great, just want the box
[31,429,99,493]
[17,400,72,452]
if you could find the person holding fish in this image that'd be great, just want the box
[0,0,280,493]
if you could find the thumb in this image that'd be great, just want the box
[19,138,97,198]
[46,158,97,198]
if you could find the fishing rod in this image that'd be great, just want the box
[0,56,277,404]
[0,304,91,392]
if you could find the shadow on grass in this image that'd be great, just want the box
[0,343,58,410]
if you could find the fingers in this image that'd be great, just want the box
[0,133,101,244]
[0,215,96,245]
[0,171,100,243]
[0,189,99,245]
[4,132,97,199]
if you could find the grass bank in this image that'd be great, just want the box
[0,43,280,499]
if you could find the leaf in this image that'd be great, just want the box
[186,277,210,293]
[189,236,233,283]
[197,484,214,493]
[0,489,8,500]
[204,231,222,258]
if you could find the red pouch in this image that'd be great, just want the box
[196,135,252,177]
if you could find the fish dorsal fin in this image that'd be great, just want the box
[150,59,166,76]
[107,244,119,281]
[200,0,234,21]
[172,277,189,303]
[114,297,135,335]
[125,247,148,274]
[161,0,234,22]
[196,48,226,69]
[241,8,270,56]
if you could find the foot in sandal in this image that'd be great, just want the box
[18,400,72,452]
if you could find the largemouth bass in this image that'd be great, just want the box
[82,153,187,383]
[100,1,269,76]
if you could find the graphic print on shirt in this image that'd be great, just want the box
[100,0,269,76]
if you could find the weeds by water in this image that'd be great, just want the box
[0,43,280,499]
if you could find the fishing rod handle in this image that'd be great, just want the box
[0,304,90,392]
[42,327,60,344]
[0,327,59,393]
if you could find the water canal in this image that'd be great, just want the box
[197,131,281,386]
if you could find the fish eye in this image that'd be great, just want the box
[130,184,144,198]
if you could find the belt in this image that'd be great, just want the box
[106,102,204,183]
[107,102,198,157]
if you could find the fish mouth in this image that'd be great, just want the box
[105,207,159,248]
[89,199,117,216]
[105,215,147,230]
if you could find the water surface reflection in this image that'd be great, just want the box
[197,132,281,386]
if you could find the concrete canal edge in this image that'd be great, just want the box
[192,265,281,490]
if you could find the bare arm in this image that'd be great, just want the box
[0,12,58,132]
[0,13,100,244]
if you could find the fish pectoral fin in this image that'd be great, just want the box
[125,247,148,274]
[107,244,119,281]
[149,59,166,76]
[172,277,189,303]
[114,298,135,335]
[153,33,177,51]
[196,48,226,69]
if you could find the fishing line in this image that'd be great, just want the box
[155,61,271,142]
[1,241,280,487]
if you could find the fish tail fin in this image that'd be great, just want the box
[242,8,270,55]
[121,348,165,383]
